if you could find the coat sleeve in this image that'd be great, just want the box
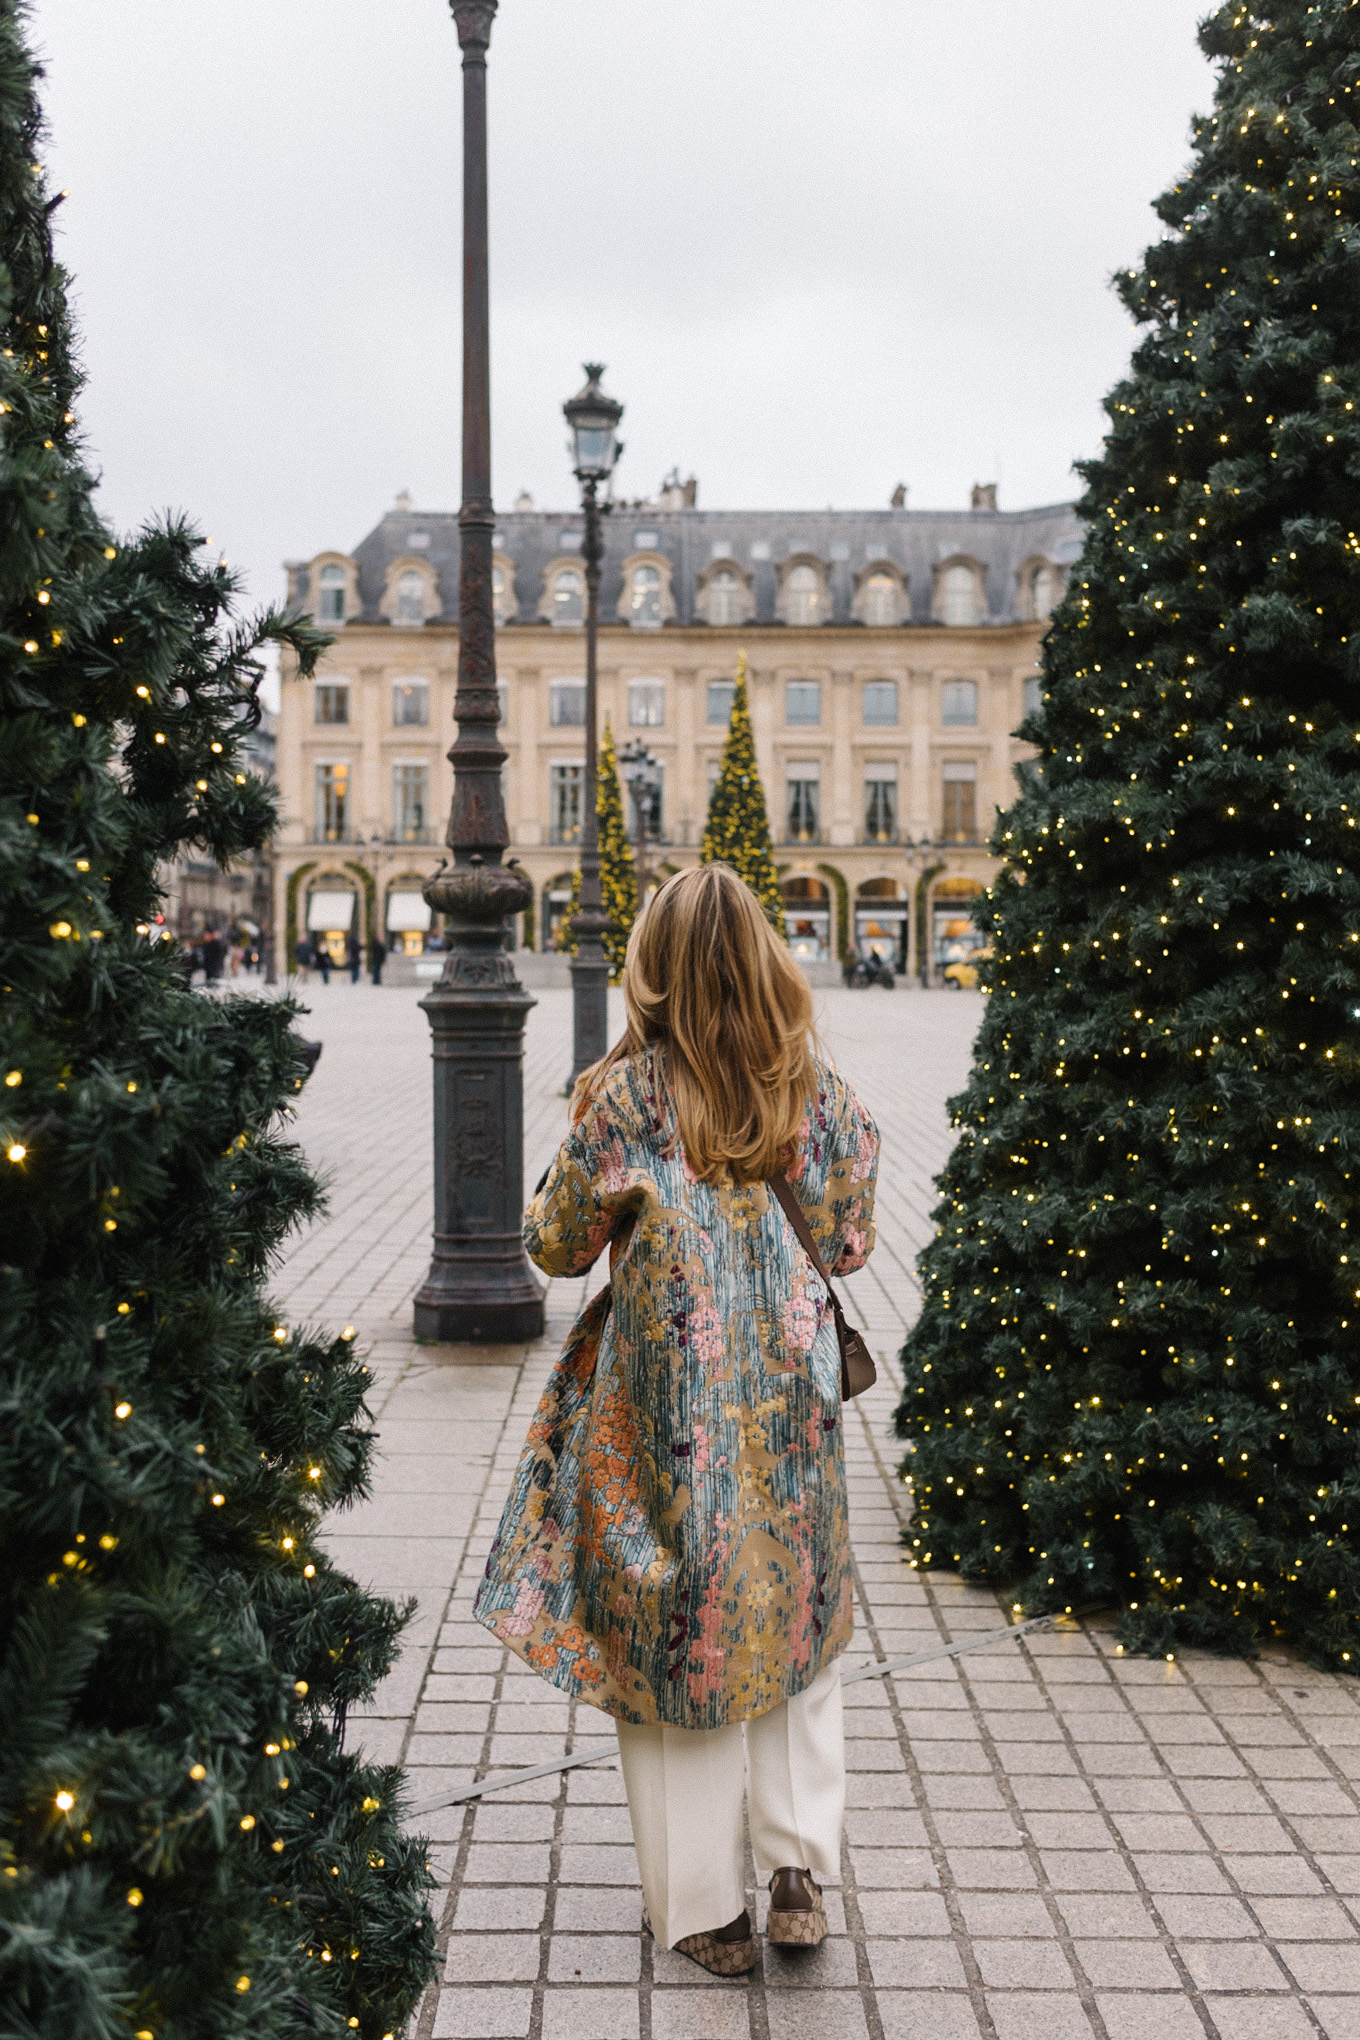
[522,1126,615,1278]
[523,1076,646,1278]
[810,1066,880,1276]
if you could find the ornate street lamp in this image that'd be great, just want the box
[412,0,544,1344]
[563,365,623,1082]
[617,737,660,902]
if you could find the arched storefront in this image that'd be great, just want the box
[385,876,433,956]
[781,874,831,963]
[304,876,358,967]
[855,877,907,973]
[931,876,986,988]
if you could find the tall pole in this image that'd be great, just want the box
[413,0,544,1345]
[570,477,610,1081]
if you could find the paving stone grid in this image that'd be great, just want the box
[272,981,1360,2040]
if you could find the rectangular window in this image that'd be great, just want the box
[393,764,430,843]
[1024,675,1043,717]
[628,679,665,728]
[550,681,586,728]
[941,679,978,726]
[786,764,820,844]
[706,680,735,726]
[551,763,584,845]
[314,684,349,726]
[785,680,821,726]
[862,680,898,726]
[864,768,898,844]
[392,679,429,726]
[315,762,349,842]
[942,762,977,842]
[318,566,347,623]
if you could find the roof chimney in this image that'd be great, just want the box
[890,483,907,509]
[970,482,997,512]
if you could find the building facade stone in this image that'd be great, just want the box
[275,494,1081,980]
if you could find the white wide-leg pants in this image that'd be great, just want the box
[615,1659,845,1949]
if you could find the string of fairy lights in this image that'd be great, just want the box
[902,6,1360,1651]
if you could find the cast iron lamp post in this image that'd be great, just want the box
[563,365,623,1083]
[412,0,544,1344]
[617,737,660,903]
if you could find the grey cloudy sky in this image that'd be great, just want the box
[32,0,1214,614]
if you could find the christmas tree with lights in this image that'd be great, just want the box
[597,720,639,980]
[555,720,637,980]
[896,0,1360,1670]
[0,10,434,2032]
[701,652,784,932]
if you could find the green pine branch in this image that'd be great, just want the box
[0,6,434,2028]
[897,0,1360,1674]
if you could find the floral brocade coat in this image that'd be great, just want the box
[474,1048,879,1729]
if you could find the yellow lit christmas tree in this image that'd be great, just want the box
[556,720,637,982]
[700,652,784,933]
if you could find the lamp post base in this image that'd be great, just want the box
[414,934,545,1347]
[413,1266,545,1345]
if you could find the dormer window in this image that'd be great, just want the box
[628,565,663,628]
[860,573,899,626]
[318,564,347,623]
[1031,563,1061,620]
[492,563,516,626]
[784,563,824,626]
[395,571,425,626]
[552,569,583,626]
[708,571,742,626]
[939,562,982,627]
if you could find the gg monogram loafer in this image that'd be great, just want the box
[766,1866,828,1948]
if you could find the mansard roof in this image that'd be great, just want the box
[299,497,1083,629]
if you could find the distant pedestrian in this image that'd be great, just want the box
[370,935,386,986]
[347,930,362,984]
[316,942,331,987]
[201,930,225,982]
[294,935,312,983]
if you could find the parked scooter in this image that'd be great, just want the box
[847,950,896,989]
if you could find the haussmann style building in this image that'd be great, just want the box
[274,476,1081,985]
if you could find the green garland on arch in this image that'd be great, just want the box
[284,860,317,972]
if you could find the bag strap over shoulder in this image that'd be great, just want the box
[768,1170,838,1296]
[767,1170,876,1400]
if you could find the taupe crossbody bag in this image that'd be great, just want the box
[768,1173,877,1401]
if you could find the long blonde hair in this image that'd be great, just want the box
[575,864,816,1183]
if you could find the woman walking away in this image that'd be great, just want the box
[476,865,878,1975]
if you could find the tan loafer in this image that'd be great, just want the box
[643,1903,758,1976]
[767,1866,827,1947]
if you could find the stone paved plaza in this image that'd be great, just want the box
[273,979,1360,2040]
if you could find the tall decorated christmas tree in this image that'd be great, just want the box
[897,0,1360,1670]
[700,652,784,932]
[0,11,434,2032]
[556,719,637,980]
